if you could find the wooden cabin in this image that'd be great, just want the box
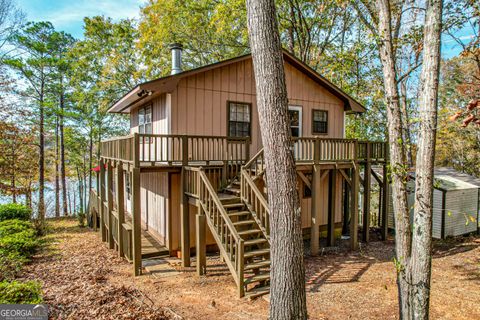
[88,46,389,298]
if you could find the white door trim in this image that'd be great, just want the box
[288,105,303,137]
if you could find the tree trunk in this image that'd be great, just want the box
[411,0,443,318]
[77,167,84,214]
[375,0,412,318]
[399,80,413,167]
[55,115,60,217]
[11,144,16,203]
[60,79,68,217]
[88,129,93,198]
[38,82,45,223]
[245,1,307,319]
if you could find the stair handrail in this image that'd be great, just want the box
[240,169,270,242]
[243,148,265,178]
[197,168,245,292]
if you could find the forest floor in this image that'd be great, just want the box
[22,218,480,320]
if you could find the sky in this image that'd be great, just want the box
[17,0,145,39]
[15,0,473,59]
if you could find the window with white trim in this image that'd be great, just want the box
[138,105,152,134]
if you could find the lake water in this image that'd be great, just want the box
[0,179,89,218]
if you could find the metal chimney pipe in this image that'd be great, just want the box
[170,43,183,75]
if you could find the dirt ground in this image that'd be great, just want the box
[23,219,480,319]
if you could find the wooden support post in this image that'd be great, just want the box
[310,165,321,255]
[350,142,359,250]
[99,159,106,242]
[180,136,190,267]
[93,171,99,231]
[327,169,336,247]
[237,239,245,298]
[381,162,389,240]
[362,143,371,242]
[342,171,350,235]
[310,139,321,255]
[116,164,125,258]
[107,161,114,249]
[131,167,141,276]
[196,206,206,276]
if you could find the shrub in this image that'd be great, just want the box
[0,219,35,237]
[0,231,39,257]
[0,219,38,280]
[0,251,26,281]
[0,203,32,222]
[0,280,43,304]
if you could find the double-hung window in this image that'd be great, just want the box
[138,105,152,134]
[312,109,328,134]
[228,102,251,138]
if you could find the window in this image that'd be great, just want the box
[312,109,328,134]
[138,105,152,134]
[228,102,251,137]
[289,106,302,137]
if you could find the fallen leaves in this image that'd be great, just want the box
[21,220,173,319]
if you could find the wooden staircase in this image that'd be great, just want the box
[219,193,271,298]
[190,155,271,298]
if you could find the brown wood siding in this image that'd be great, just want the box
[139,172,169,245]
[170,58,345,153]
[130,93,170,134]
[169,57,345,230]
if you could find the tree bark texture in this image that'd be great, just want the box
[38,84,45,223]
[60,81,68,217]
[411,1,443,318]
[375,0,412,317]
[399,80,413,167]
[55,115,60,217]
[246,1,307,319]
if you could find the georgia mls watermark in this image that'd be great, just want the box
[0,304,48,320]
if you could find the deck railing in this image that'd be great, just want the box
[240,169,270,240]
[196,168,244,294]
[100,134,387,167]
[292,138,357,162]
[100,133,250,166]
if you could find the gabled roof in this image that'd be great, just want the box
[108,49,366,114]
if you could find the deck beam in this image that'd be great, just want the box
[310,165,321,256]
[180,137,191,267]
[350,163,359,250]
[381,162,389,240]
[327,169,337,246]
[196,205,206,276]
[99,159,106,242]
[362,143,372,242]
[107,161,114,249]
[131,167,142,276]
[116,164,125,258]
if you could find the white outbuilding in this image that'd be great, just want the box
[387,167,480,239]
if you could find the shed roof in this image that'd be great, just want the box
[434,175,479,191]
[434,167,480,188]
[108,49,366,114]
[372,166,480,191]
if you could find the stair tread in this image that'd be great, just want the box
[223,203,244,209]
[227,211,250,217]
[244,248,270,258]
[244,238,268,246]
[245,259,270,270]
[233,220,255,226]
[238,229,262,236]
[245,285,270,299]
[245,273,270,284]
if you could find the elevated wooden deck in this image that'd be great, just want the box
[91,133,389,298]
